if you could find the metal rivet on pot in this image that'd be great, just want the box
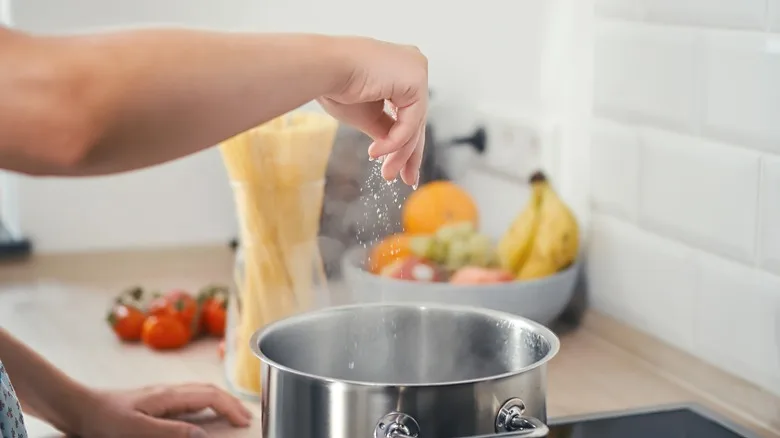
[374,412,420,438]
[495,398,528,433]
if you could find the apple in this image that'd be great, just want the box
[449,266,515,285]
[380,256,446,282]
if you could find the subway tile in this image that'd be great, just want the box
[590,119,640,221]
[640,0,765,30]
[594,21,701,131]
[595,0,643,20]
[638,129,760,263]
[588,214,697,351]
[702,32,780,154]
[694,254,780,396]
[758,156,780,275]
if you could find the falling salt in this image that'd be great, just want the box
[355,155,408,249]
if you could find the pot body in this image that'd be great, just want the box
[252,303,558,438]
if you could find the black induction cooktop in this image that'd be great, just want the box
[546,403,764,438]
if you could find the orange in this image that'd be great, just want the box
[368,233,413,274]
[402,181,479,235]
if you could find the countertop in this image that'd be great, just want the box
[0,246,778,437]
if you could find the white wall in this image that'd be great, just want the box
[587,0,780,397]
[9,0,588,252]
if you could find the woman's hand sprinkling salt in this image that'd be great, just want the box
[316,37,428,187]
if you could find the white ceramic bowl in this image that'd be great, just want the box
[340,246,579,326]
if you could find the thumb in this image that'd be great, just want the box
[134,416,209,438]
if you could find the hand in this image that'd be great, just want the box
[78,383,252,438]
[318,37,428,186]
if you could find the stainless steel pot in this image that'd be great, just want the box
[251,302,559,438]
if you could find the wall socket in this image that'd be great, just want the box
[477,105,559,181]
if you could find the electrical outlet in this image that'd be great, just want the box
[477,105,559,181]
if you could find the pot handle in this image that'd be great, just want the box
[374,410,549,438]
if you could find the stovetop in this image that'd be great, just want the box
[547,404,762,438]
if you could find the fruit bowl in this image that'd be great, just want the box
[340,245,580,326]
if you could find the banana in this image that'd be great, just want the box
[497,179,545,274]
[515,256,559,280]
[517,176,580,280]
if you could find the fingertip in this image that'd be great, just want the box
[399,129,425,186]
[369,140,395,159]
[400,165,417,186]
[230,406,253,427]
[189,428,210,438]
[223,412,251,428]
[381,160,400,182]
[367,142,380,160]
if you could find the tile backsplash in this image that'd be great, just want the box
[589,0,780,396]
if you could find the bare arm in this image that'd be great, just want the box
[0,328,94,434]
[0,27,350,176]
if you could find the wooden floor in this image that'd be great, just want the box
[0,246,778,437]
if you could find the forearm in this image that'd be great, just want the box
[0,328,95,434]
[0,27,349,175]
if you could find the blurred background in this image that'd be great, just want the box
[0,0,779,436]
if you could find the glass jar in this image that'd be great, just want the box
[224,179,331,400]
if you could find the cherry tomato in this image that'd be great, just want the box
[148,289,199,333]
[106,304,146,342]
[198,285,229,338]
[141,315,191,350]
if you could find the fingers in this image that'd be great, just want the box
[401,123,425,185]
[369,100,424,159]
[136,383,252,428]
[370,98,427,183]
[381,122,423,184]
[134,415,210,438]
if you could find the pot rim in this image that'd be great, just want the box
[250,301,561,388]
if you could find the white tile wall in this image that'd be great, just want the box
[759,157,780,275]
[588,214,698,351]
[590,118,640,220]
[694,254,780,395]
[702,32,780,154]
[591,1,780,397]
[594,21,700,130]
[638,128,760,263]
[640,0,766,30]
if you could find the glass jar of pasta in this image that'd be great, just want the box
[220,112,338,399]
